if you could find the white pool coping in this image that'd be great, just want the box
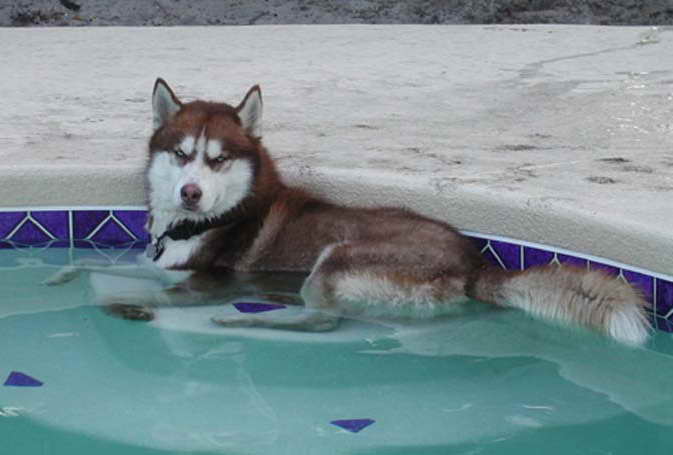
[1,25,672,275]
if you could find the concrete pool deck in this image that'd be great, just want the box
[1,25,672,275]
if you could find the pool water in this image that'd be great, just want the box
[1,247,673,454]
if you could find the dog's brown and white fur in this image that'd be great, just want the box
[48,79,652,345]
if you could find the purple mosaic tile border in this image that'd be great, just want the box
[0,209,148,249]
[0,210,671,333]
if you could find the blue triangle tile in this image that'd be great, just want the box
[523,247,555,268]
[588,261,620,276]
[73,210,109,239]
[4,371,43,387]
[490,240,521,270]
[0,212,26,238]
[331,419,375,433]
[90,220,135,245]
[656,279,673,318]
[31,211,69,239]
[557,254,588,270]
[481,248,504,269]
[234,302,286,313]
[9,220,52,244]
[114,210,150,243]
[622,270,654,306]
[469,236,488,252]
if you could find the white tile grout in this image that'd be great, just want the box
[26,212,56,240]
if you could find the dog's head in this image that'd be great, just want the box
[146,79,265,232]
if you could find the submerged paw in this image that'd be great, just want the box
[104,304,155,321]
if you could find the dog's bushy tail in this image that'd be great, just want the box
[468,265,651,345]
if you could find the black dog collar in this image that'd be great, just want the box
[147,216,238,261]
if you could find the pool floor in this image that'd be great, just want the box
[1,248,673,454]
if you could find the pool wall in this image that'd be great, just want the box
[2,207,671,333]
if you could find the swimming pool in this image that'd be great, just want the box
[1,208,673,454]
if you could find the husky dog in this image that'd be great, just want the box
[48,79,652,345]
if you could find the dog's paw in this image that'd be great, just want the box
[43,266,80,286]
[104,303,155,321]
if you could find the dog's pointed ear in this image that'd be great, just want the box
[152,78,182,130]
[236,85,263,138]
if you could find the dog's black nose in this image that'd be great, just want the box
[180,184,202,205]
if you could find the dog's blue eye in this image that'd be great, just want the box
[174,149,187,158]
[215,155,227,163]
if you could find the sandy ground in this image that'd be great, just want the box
[2,0,673,26]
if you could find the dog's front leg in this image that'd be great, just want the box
[102,281,208,321]
[102,269,303,322]
[102,268,239,321]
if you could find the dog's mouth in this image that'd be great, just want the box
[177,194,226,217]
[180,202,201,213]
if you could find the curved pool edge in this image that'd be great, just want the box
[1,164,670,276]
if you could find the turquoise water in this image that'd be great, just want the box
[1,247,673,454]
